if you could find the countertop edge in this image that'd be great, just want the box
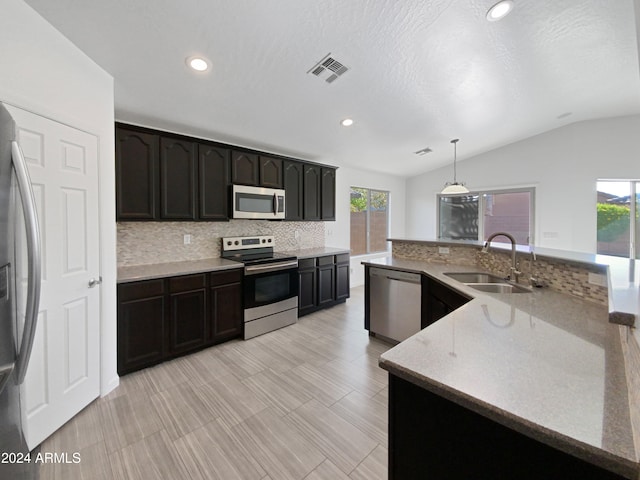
[379,357,639,480]
[117,260,243,284]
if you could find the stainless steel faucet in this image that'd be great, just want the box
[482,232,521,282]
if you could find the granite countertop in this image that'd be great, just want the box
[117,247,351,283]
[281,246,350,259]
[390,237,640,330]
[117,258,242,283]
[363,257,638,479]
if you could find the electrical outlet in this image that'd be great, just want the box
[183,234,191,245]
[438,246,450,254]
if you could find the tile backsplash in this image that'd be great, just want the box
[392,240,609,305]
[117,220,325,266]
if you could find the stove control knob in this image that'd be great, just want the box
[268,238,272,243]
[262,239,266,243]
[234,240,239,245]
[227,241,232,246]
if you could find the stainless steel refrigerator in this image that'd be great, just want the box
[0,103,42,479]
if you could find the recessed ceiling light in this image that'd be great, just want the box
[486,0,514,21]
[341,118,354,127]
[186,56,209,72]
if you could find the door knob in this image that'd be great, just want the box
[88,277,102,288]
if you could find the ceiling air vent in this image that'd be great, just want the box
[414,147,433,156]
[307,53,349,84]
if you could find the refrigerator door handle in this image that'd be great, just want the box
[11,141,42,385]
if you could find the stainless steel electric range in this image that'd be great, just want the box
[221,235,298,339]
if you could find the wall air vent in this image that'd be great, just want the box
[307,53,349,84]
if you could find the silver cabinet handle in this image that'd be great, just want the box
[88,277,102,288]
[12,141,42,385]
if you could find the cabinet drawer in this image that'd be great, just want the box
[317,255,335,266]
[210,269,243,287]
[298,258,315,269]
[336,253,349,264]
[118,279,165,302]
[169,274,207,293]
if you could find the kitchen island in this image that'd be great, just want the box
[363,256,638,479]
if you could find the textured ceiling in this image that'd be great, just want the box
[25,0,640,177]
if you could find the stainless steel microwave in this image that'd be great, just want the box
[232,184,285,219]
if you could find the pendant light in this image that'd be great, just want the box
[441,138,469,194]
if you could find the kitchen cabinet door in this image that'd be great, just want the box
[317,256,336,306]
[336,263,350,301]
[209,270,243,343]
[283,160,304,221]
[117,279,166,374]
[321,167,336,221]
[259,156,283,188]
[199,144,230,220]
[298,259,317,315]
[303,164,321,220]
[116,126,159,220]
[231,151,259,186]
[167,274,207,355]
[160,137,198,219]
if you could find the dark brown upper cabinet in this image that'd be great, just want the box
[199,144,230,220]
[259,156,283,189]
[116,123,336,223]
[231,151,283,189]
[160,137,198,220]
[231,151,259,186]
[321,167,336,221]
[283,160,303,221]
[303,164,321,220]
[116,127,159,220]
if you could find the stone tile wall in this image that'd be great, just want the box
[392,240,608,305]
[117,220,325,266]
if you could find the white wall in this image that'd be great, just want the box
[406,115,640,254]
[330,165,407,286]
[1,0,117,395]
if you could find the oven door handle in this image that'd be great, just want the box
[245,260,298,275]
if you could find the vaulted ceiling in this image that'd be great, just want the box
[25,0,640,176]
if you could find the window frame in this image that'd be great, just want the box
[350,186,390,256]
[437,186,536,246]
[596,179,640,258]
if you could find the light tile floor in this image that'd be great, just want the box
[39,286,391,480]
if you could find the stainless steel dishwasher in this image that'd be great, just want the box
[369,268,421,343]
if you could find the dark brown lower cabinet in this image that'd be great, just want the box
[298,258,317,316]
[388,374,626,480]
[117,268,243,375]
[317,256,335,306]
[168,274,207,355]
[117,279,166,375]
[209,269,243,342]
[298,253,350,317]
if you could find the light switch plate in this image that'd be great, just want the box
[438,246,450,254]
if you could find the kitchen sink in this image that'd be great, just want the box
[444,272,507,284]
[466,283,531,294]
[444,272,531,294]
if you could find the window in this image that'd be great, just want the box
[350,187,389,255]
[596,180,639,258]
[438,188,534,246]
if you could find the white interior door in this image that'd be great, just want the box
[8,105,101,449]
